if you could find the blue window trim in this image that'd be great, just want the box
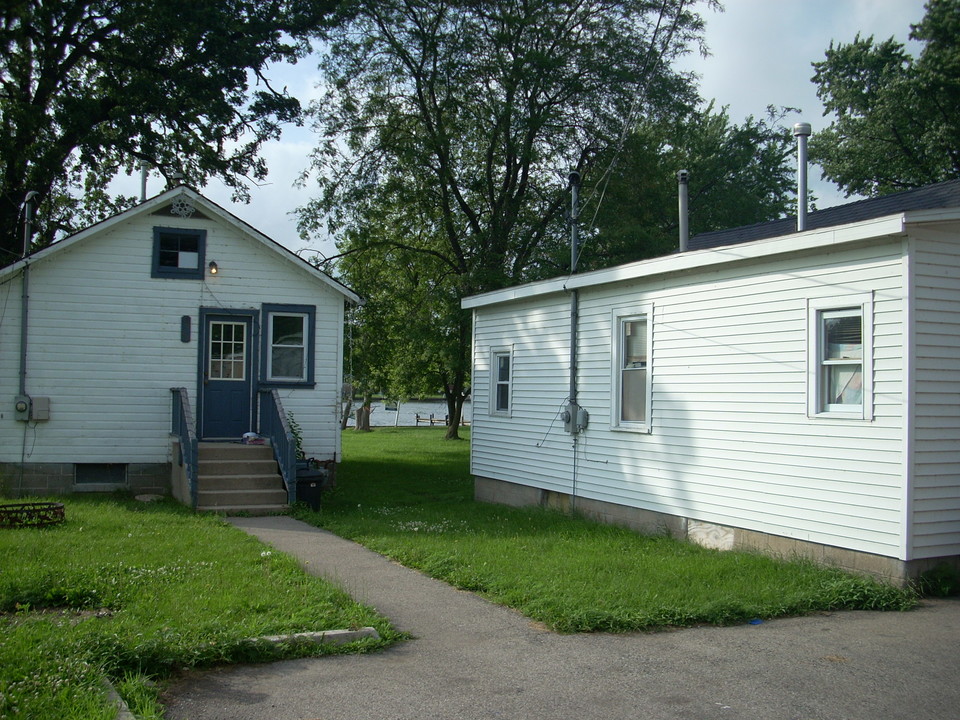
[260,303,316,388]
[152,227,206,279]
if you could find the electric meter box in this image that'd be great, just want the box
[31,396,50,421]
[14,395,50,422]
[14,395,30,421]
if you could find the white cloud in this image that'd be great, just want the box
[677,0,927,206]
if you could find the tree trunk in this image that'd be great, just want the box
[443,380,466,440]
[340,397,353,430]
[355,396,373,432]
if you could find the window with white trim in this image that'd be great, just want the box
[269,313,308,380]
[613,308,652,432]
[808,295,873,419]
[491,348,512,415]
[261,304,316,386]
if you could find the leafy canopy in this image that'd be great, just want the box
[809,0,960,197]
[0,0,339,264]
[301,0,710,435]
[582,103,800,270]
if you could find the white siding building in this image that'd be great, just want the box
[0,187,358,505]
[464,181,960,583]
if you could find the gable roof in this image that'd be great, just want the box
[690,179,960,250]
[0,186,360,304]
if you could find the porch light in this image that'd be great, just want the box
[208,260,218,275]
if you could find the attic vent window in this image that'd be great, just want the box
[170,197,197,218]
[151,227,206,279]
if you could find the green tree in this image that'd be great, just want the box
[0,0,340,264]
[809,0,960,197]
[581,104,799,270]
[301,0,709,437]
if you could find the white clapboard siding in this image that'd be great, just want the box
[909,227,960,558]
[471,294,573,492]
[471,236,910,558]
[0,195,347,466]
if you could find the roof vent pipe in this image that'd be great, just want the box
[677,169,689,252]
[140,160,149,202]
[794,122,812,232]
[22,191,39,257]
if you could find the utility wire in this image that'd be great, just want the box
[572,0,690,271]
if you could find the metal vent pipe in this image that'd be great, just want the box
[677,169,689,251]
[22,191,39,256]
[140,160,149,202]
[794,122,812,232]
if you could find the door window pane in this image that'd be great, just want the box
[209,322,246,381]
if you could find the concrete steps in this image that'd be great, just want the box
[196,442,288,514]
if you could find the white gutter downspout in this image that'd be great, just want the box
[794,122,812,232]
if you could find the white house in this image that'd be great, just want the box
[463,180,960,583]
[0,186,358,509]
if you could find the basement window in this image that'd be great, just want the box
[74,463,128,490]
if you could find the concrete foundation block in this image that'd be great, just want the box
[472,475,955,586]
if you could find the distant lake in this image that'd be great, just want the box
[344,400,472,427]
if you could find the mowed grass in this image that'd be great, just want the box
[296,427,916,633]
[0,496,398,720]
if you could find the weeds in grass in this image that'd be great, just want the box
[915,562,960,597]
[0,496,397,719]
[295,427,917,634]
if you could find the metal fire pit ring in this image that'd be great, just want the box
[0,502,66,528]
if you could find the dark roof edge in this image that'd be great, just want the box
[689,178,960,250]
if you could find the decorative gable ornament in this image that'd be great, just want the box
[170,196,196,218]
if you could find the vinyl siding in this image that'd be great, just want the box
[472,239,909,558]
[0,208,345,467]
[909,226,960,558]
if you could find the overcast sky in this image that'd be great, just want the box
[133,0,929,255]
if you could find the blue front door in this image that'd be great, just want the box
[201,314,254,439]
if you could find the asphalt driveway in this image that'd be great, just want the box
[161,516,960,720]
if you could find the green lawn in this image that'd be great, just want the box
[0,496,398,720]
[296,427,916,633]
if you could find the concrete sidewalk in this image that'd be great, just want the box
[162,516,960,720]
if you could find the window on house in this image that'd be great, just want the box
[151,227,206,278]
[75,463,127,487]
[262,304,316,386]
[491,349,512,414]
[808,295,873,419]
[613,309,652,431]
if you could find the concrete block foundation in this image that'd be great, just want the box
[475,475,955,586]
[0,462,171,498]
